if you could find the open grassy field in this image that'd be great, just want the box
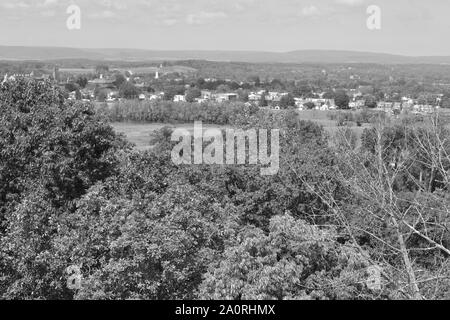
[60,68,95,74]
[111,111,371,150]
[113,65,197,75]
[111,122,228,150]
[114,106,450,150]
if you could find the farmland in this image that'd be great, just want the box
[111,122,228,150]
[111,110,371,150]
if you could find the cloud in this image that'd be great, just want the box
[161,18,178,26]
[89,10,117,19]
[186,11,227,25]
[300,5,321,17]
[334,0,366,6]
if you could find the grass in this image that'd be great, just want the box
[60,68,95,74]
[113,66,197,75]
[111,122,228,150]
[111,110,374,150]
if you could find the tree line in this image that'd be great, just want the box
[97,100,261,125]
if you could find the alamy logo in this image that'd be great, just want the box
[171,122,280,176]
[66,265,82,290]
[66,5,81,30]
[366,265,382,291]
[366,5,381,30]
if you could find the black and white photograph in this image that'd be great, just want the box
[0,0,449,308]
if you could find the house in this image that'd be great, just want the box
[2,72,51,84]
[174,95,186,103]
[149,94,162,101]
[135,82,147,89]
[295,98,335,109]
[195,98,209,104]
[350,100,365,109]
[213,93,238,103]
[413,105,438,114]
[248,93,262,101]
[319,104,330,111]
[201,90,212,100]
[68,91,77,101]
[87,76,115,89]
[377,102,394,110]
[393,102,402,110]
[349,102,358,109]
[265,92,288,102]
[257,90,266,95]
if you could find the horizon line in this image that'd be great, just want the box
[2,45,449,58]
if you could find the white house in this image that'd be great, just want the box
[174,95,186,103]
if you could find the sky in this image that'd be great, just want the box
[0,0,449,56]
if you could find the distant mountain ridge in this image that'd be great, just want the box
[2,46,450,65]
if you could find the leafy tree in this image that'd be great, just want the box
[304,102,316,110]
[95,65,109,75]
[335,90,350,110]
[323,91,335,99]
[95,88,108,102]
[0,79,128,299]
[364,94,377,108]
[119,82,140,99]
[247,75,260,86]
[216,84,230,93]
[185,88,201,103]
[259,94,268,107]
[279,94,296,109]
[163,85,185,101]
[76,76,88,89]
[75,89,82,100]
[114,74,127,88]
[199,215,374,300]
[59,171,240,300]
[65,82,79,92]
[237,89,249,102]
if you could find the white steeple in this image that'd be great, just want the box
[2,73,8,85]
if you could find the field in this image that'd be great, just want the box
[60,68,95,74]
[112,122,228,150]
[59,65,197,76]
[113,65,197,75]
[111,110,370,150]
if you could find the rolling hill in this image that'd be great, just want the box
[2,46,450,65]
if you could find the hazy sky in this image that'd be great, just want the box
[0,0,449,56]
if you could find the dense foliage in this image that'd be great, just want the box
[0,80,448,300]
[98,100,261,125]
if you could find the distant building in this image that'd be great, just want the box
[195,98,209,104]
[213,93,238,103]
[1,71,51,84]
[174,95,186,102]
[53,66,60,82]
[265,92,288,102]
[149,93,163,101]
[88,77,115,89]
[295,98,335,109]
[248,93,262,101]
[201,90,212,100]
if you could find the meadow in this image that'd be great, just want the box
[112,122,229,150]
[111,110,370,150]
